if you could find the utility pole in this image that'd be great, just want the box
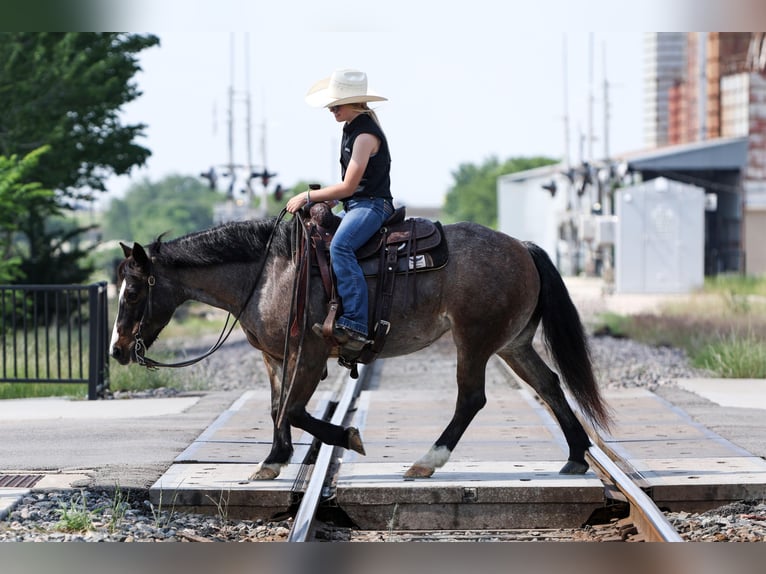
[245,33,254,202]
[587,32,594,162]
[227,33,235,198]
[259,120,269,218]
[603,42,610,160]
[207,33,280,222]
[562,34,571,169]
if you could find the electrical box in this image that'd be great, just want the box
[615,177,704,294]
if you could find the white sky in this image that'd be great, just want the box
[106,3,650,208]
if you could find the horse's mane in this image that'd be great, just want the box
[147,218,292,268]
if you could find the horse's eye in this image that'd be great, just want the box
[124,288,140,303]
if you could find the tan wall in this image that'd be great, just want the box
[745,209,766,275]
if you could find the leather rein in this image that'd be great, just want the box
[133,209,289,369]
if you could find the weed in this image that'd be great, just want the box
[55,491,94,533]
[104,483,130,534]
[205,489,231,528]
[147,484,181,529]
[386,502,399,540]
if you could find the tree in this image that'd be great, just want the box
[0,33,159,284]
[443,156,558,228]
[102,175,220,244]
[0,147,54,283]
[0,33,159,202]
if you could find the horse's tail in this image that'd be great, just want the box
[524,241,612,431]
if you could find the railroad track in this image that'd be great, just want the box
[287,362,371,542]
[286,357,684,543]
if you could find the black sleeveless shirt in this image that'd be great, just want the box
[340,113,392,202]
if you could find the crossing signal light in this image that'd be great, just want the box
[200,167,217,190]
[251,169,278,188]
[542,180,557,197]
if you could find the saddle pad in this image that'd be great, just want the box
[360,221,449,277]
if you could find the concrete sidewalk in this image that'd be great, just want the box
[0,395,201,421]
[674,379,766,411]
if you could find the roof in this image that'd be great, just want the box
[496,163,564,183]
[618,136,748,171]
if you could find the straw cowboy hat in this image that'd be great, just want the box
[305,69,387,108]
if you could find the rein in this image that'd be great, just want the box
[275,208,312,427]
[133,209,289,369]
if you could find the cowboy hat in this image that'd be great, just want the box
[305,69,387,108]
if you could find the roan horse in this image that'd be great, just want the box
[110,214,611,480]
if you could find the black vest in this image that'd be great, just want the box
[340,113,392,202]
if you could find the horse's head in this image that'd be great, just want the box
[110,241,176,365]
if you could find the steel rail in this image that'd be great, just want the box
[287,363,369,542]
[496,357,684,542]
[586,444,683,542]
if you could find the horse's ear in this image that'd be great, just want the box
[119,242,132,258]
[131,242,150,268]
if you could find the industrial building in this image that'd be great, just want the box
[498,33,766,291]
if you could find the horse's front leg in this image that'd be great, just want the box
[404,344,488,479]
[249,353,294,480]
[282,349,366,456]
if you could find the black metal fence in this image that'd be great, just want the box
[0,282,109,399]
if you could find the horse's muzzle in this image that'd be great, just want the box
[110,344,132,365]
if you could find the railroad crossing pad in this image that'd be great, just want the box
[336,388,606,530]
[596,388,766,513]
[149,389,330,519]
[147,373,766,526]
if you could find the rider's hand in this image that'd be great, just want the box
[286,191,310,214]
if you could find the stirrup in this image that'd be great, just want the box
[338,355,360,379]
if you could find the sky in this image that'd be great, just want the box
[100,0,766,209]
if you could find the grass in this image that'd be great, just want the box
[56,491,94,533]
[594,274,766,378]
[693,332,766,378]
[104,483,130,534]
[1,323,92,399]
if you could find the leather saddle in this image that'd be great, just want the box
[300,201,448,371]
[306,202,447,276]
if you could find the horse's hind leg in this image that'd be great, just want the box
[404,346,489,479]
[498,344,591,474]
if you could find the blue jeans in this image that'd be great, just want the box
[331,197,394,336]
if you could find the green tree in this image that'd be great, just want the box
[0,147,54,283]
[0,32,159,201]
[102,175,220,243]
[443,156,558,228]
[0,32,160,284]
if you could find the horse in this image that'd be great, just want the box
[109,214,611,480]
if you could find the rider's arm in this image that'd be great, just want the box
[286,133,378,213]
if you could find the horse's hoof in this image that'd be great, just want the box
[403,464,435,479]
[559,460,589,475]
[347,427,366,455]
[249,464,280,480]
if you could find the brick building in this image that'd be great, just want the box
[644,32,766,274]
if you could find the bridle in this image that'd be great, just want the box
[130,209,289,369]
[127,206,317,435]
